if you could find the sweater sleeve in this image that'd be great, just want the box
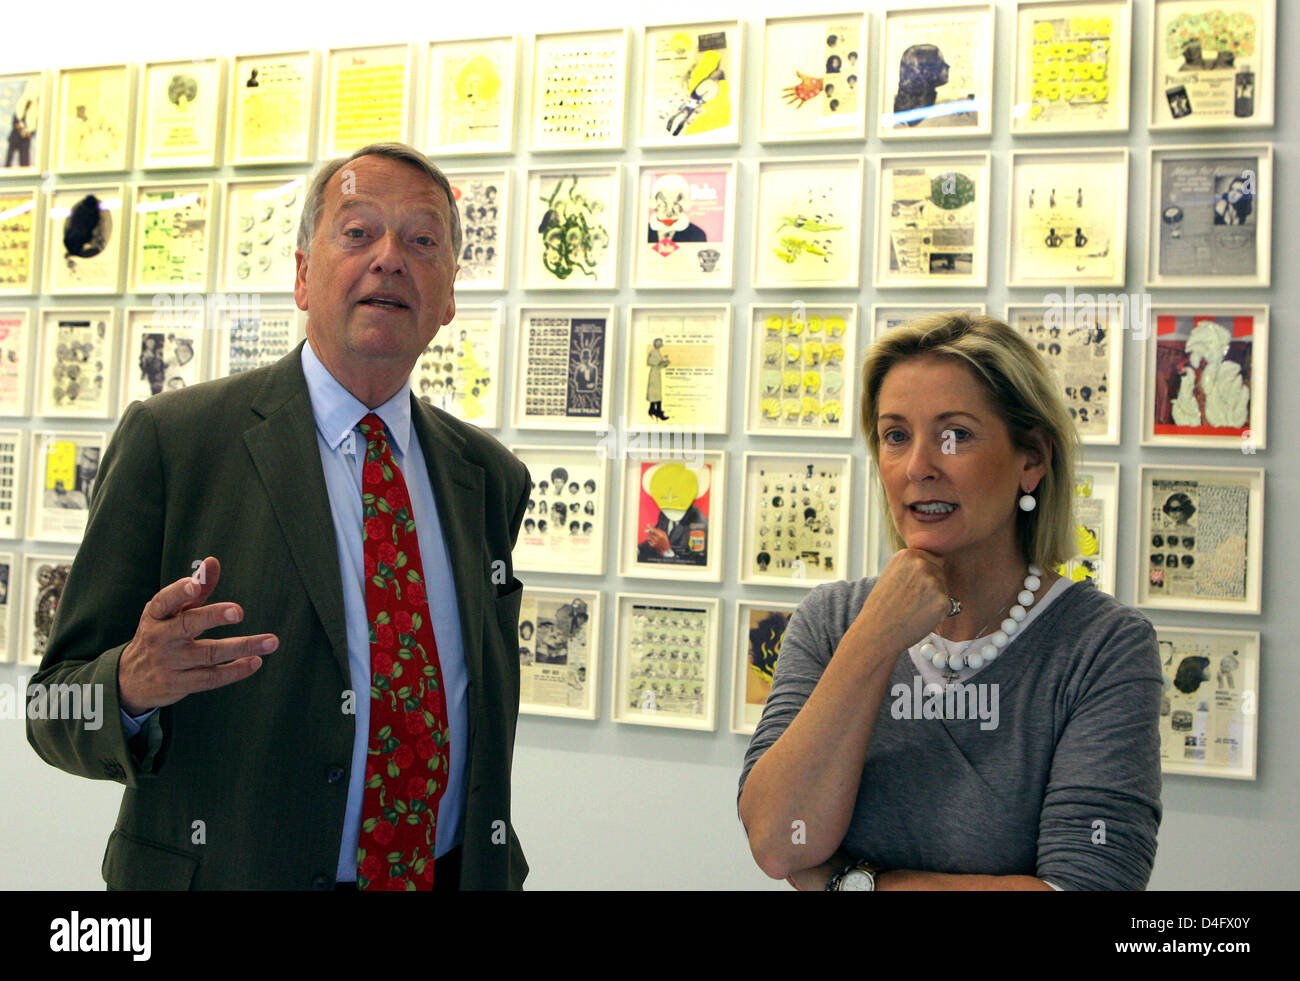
[1036,612,1164,890]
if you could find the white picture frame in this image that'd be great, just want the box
[119,305,207,411]
[527,29,629,152]
[1149,0,1275,130]
[512,305,616,432]
[26,429,106,544]
[745,303,856,439]
[1062,459,1119,596]
[20,552,74,667]
[521,165,621,291]
[136,56,226,170]
[1007,148,1129,287]
[416,303,505,430]
[37,307,117,418]
[638,20,743,149]
[320,43,414,157]
[752,156,864,290]
[0,185,43,296]
[611,591,719,731]
[227,49,319,167]
[874,151,991,288]
[0,550,18,662]
[210,303,302,379]
[730,600,799,735]
[0,431,26,541]
[445,168,510,293]
[1145,142,1272,288]
[870,303,987,342]
[0,307,35,417]
[624,304,731,435]
[518,587,603,721]
[129,180,217,295]
[423,36,518,157]
[52,63,135,174]
[1135,465,1263,615]
[862,454,894,580]
[632,160,737,290]
[618,450,726,584]
[757,12,869,144]
[218,174,305,293]
[0,69,50,178]
[1010,0,1133,135]
[510,444,611,577]
[1141,304,1267,450]
[43,183,130,296]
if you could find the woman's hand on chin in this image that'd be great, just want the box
[854,548,951,653]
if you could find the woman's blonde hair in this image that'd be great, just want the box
[859,312,1079,571]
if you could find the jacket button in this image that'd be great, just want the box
[311,874,332,890]
[326,765,346,784]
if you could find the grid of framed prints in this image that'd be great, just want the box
[415,305,504,429]
[633,162,737,290]
[0,70,48,178]
[1006,149,1128,287]
[1010,0,1132,135]
[227,50,318,166]
[137,58,225,170]
[639,21,742,148]
[26,430,103,544]
[0,308,34,417]
[1149,0,1274,130]
[43,184,129,295]
[528,30,629,152]
[757,13,868,144]
[510,445,609,576]
[624,305,730,435]
[1157,626,1258,780]
[446,169,509,292]
[745,303,855,438]
[730,600,797,735]
[219,175,304,293]
[19,553,73,667]
[321,43,413,156]
[618,452,726,583]
[129,181,215,295]
[878,2,994,138]
[512,306,614,432]
[612,592,719,730]
[1006,302,1122,444]
[1135,465,1263,615]
[0,186,41,296]
[0,551,15,661]
[522,166,621,290]
[1059,461,1118,595]
[424,37,517,157]
[1146,143,1272,287]
[53,64,135,174]
[753,157,863,290]
[518,587,601,720]
[1141,305,1267,450]
[739,452,852,588]
[874,152,991,288]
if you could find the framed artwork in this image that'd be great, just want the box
[1150,0,1274,130]
[518,587,602,720]
[1059,460,1119,595]
[744,303,856,439]
[321,43,413,156]
[414,304,504,429]
[870,303,987,342]
[424,36,518,157]
[1006,302,1122,444]
[211,304,302,378]
[19,553,73,667]
[1157,626,1259,780]
[0,431,25,540]
[611,591,719,731]
[0,308,34,417]
[512,306,615,432]
[528,29,629,152]
[26,429,105,544]
[43,183,129,295]
[878,2,994,138]
[0,551,16,661]
[1146,143,1271,288]
[739,452,852,588]
[1007,149,1128,287]
[624,305,731,434]
[446,168,509,292]
[227,50,318,166]
[863,455,891,580]
[632,161,736,290]
[758,13,868,143]
[618,451,726,583]
[1135,465,1263,615]
[53,63,134,173]
[522,166,621,290]
[37,308,116,418]
[731,600,798,735]
[137,57,225,169]
[510,445,610,576]
[0,70,49,177]
[874,152,991,288]
[120,306,206,409]
[1142,305,1268,450]
[129,181,216,294]
[219,175,304,293]
[1011,0,1132,134]
[638,20,743,148]
[752,156,864,290]
[0,185,41,295]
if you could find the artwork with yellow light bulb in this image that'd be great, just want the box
[228,51,316,165]
[138,58,224,169]
[740,453,851,588]
[625,306,730,433]
[639,21,741,148]
[1057,462,1118,595]
[612,592,720,730]
[619,453,725,582]
[1011,0,1131,134]
[745,304,856,438]
[425,37,517,156]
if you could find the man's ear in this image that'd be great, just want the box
[293,248,309,312]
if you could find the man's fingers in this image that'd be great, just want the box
[145,557,223,621]
[185,634,279,670]
[170,600,245,642]
[187,654,268,694]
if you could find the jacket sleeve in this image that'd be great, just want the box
[26,401,170,787]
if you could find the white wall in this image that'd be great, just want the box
[0,0,1295,890]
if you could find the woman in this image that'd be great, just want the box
[738,314,1161,890]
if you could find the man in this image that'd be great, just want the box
[27,143,531,891]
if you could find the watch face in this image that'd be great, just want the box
[840,869,875,891]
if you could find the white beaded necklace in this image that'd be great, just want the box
[919,565,1043,674]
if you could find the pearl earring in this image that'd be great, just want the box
[1019,493,1037,512]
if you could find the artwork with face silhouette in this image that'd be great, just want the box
[640,22,738,146]
[880,6,991,134]
[1152,0,1271,128]
[512,446,608,574]
[634,164,734,286]
[518,588,600,718]
[45,187,126,294]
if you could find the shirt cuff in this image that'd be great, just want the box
[120,706,158,738]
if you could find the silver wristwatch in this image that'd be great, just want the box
[826,859,878,891]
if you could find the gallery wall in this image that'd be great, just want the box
[0,0,1294,890]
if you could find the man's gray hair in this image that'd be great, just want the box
[296,142,462,259]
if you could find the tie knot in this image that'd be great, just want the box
[358,412,387,447]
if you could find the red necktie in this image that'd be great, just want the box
[355,412,450,891]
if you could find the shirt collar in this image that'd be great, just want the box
[300,340,414,457]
